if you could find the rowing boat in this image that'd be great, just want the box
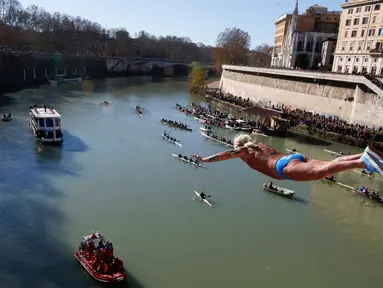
[161,134,182,147]
[171,154,207,168]
[161,120,192,131]
[200,132,234,147]
[324,149,341,156]
[199,127,211,132]
[357,190,383,204]
[352,170,383,181]
[135,106,143,117]
[262,183,294,197]
[225,125,234,130]
[194,190,213,207]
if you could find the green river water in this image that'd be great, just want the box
[0,77,382,288]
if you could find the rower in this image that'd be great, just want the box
[200,191,206,199]
[268,182,274,189]
[292,148,296,152]
[178,153,182,158]
[340,151,344,155]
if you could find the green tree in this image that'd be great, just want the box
[189,62,205,93]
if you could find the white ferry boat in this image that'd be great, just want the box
[29,105,63,144]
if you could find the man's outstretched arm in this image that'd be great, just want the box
[192,148,244,163]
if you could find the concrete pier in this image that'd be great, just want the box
[219,65,383,126]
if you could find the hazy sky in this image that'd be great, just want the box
[18,0,344,47]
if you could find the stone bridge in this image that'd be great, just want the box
[106,57,214,76]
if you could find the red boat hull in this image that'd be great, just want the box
[74,251,127,283]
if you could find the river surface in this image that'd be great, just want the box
[0,77,382,288]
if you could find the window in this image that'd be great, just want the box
[45,118,54,128]
[342,42,347,51]
[369,29,375,36]
[346,19,351,26]
[365,6,371,12]
[356,7,361,13]
[367,41,373,50]
[363,17,369,24]
[39,118,44,127]
[379,28,383,36]
[54,118,61,127]
[348,58,351,62]
[364,58,368,62]
[358,40,364,50]
[348,9,353,14]
[338,65,342,72]
[351,30,357,37]
[345,31,348,38]
[356,58,360,62]
[375,4,380,11]
[361,29,365,37]
[373,16,376,23]
[353,18,359,25]
[353,66,358,73]
[350,42,355,51]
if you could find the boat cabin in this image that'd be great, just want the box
[30,107,61,129]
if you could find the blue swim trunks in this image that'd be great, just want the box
[275,153,306,180]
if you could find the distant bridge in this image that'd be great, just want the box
[107,57,214,73]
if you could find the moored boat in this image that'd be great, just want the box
[352,170,383,181]
[74,231,127,283]
[262,183,294,197]
[199,126,211,132]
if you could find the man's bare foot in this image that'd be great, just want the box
[363,134,383,175]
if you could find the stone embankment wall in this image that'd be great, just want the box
[220,68,381,126]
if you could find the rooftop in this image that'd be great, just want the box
[31,107,61,118]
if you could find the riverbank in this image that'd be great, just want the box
[0,52,212,95]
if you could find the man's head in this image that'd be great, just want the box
[233,133,257,149]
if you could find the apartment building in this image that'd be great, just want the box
[333,0,383,74]
[271,1,340,68]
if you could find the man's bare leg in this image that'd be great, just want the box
[332,153,363,162]
[283,158,365,181]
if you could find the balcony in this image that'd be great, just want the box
[369,48,383,56]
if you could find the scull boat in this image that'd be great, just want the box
[262,183,294,197]
[200,132,234,147]
[285,149,297,154]
[161,134,182,147]
[324,149,341,156]
[171,154,207,168]
[194,190,212,207]
[161,120,192,131]
[352,170,383,181]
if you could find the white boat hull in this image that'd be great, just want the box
[161,134,182,147]
[200,132,233,147]
[199,127,211,132]
[194,190,212,207]
[171,154,206,168]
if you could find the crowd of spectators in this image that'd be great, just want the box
[205,88,382,145]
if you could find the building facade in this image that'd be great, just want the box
[271,1,340,69]
[321,36,337,70]
[333,0,383,75]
